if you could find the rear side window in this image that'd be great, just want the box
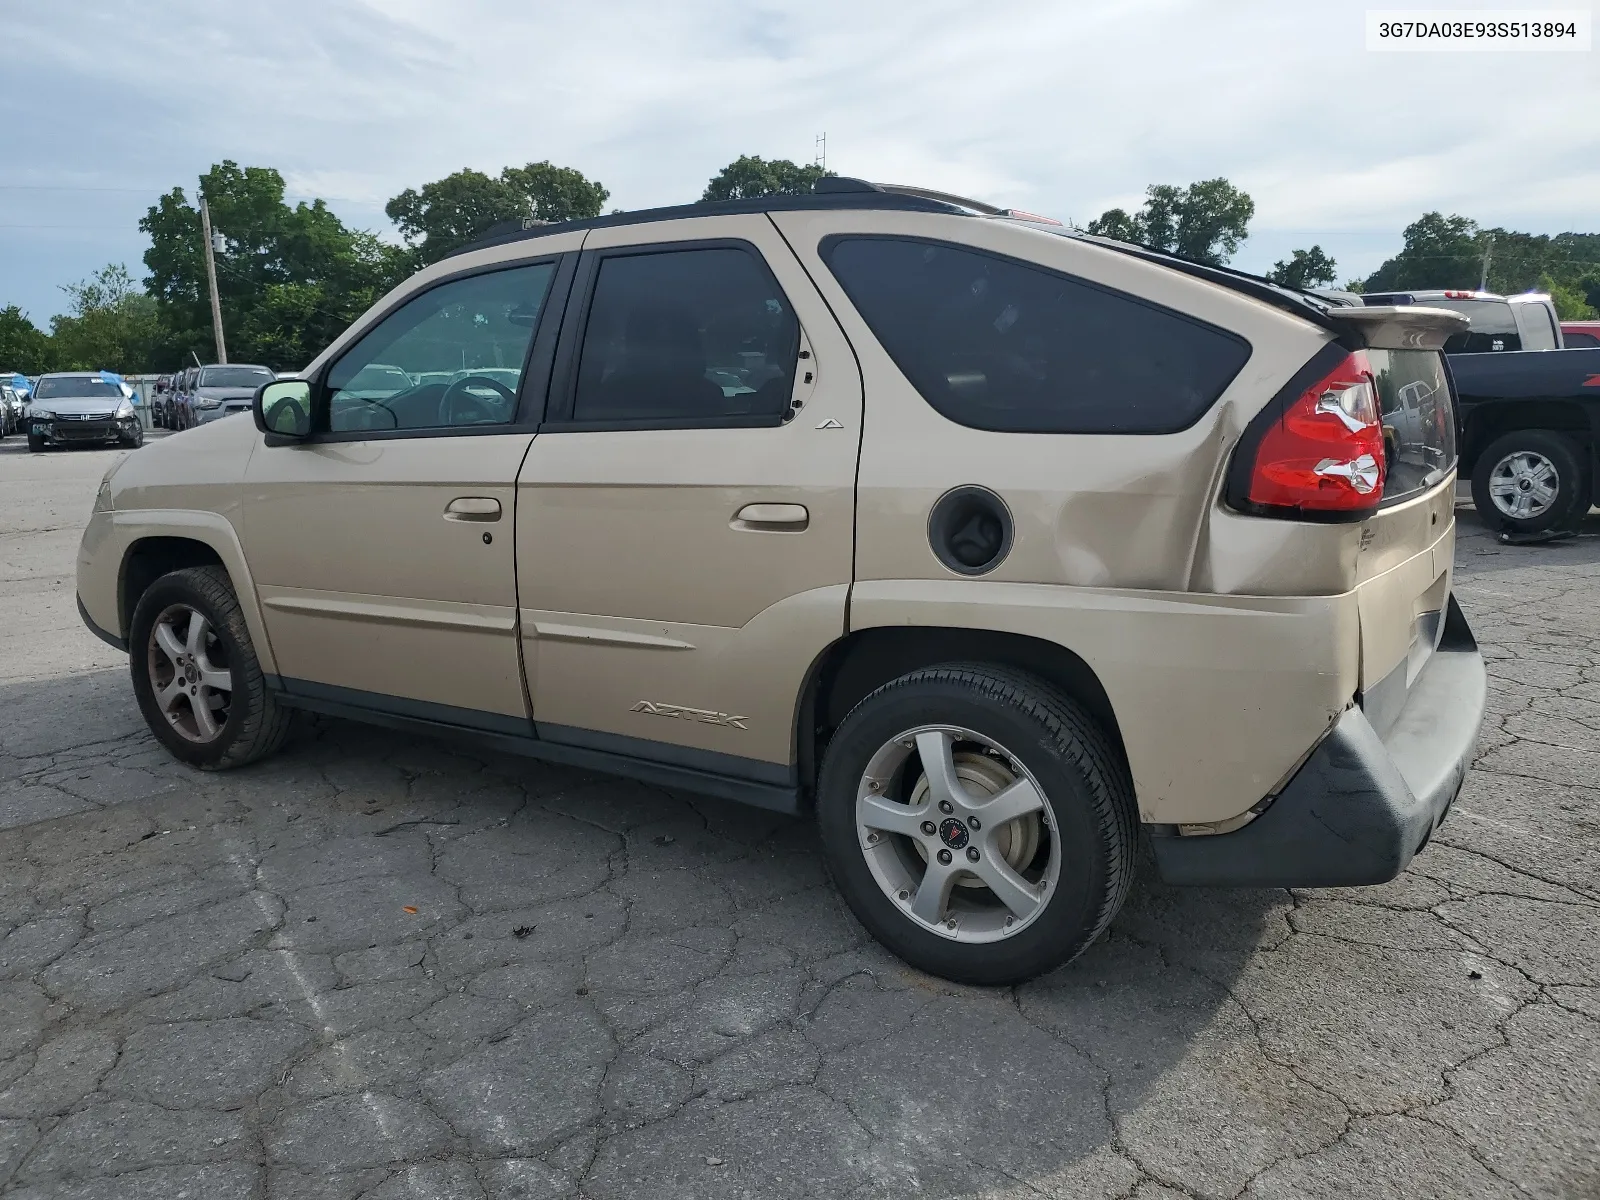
[571,246,799,425]
[822,236,1251,434]
[1566,330,1600,348]
[1511,301,1559,351]
[1434,299,1520,353]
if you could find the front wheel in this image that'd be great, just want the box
[816,664,1135,986]
[1471,430,1590,536]
[26,434,45,453]
[129,565,291,769]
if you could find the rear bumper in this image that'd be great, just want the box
[1151,595,1486,888]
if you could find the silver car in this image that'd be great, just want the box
[26,372,144,451]
[191,364,279,425]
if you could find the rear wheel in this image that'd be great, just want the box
[129,566,291,769]
[1471,430,1589,536]
[816,664,1135,986]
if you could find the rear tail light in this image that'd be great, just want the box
[1246,351,1386,516]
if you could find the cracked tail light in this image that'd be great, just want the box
[1246,351,1386,516]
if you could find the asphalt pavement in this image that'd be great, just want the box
[1,431,1596,1199]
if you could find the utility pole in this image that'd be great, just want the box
[1478,233,1495,293]
[198,195,228,364]
[814,132,827,171]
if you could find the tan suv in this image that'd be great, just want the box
[76,180,1486,984]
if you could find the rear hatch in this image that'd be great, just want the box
[1328,306,1465,734]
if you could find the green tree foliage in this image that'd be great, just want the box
[1086,179,1255,266]
[702,155,831,202]
[1362,214,1600,318]
[47,264,166,371]
[386,162,609,265]
[1266,246,1338,290]
[0,305,53,374]
[1362,213,1486,292]
[141,161,409,370]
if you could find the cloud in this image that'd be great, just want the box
[2,0,1594,320]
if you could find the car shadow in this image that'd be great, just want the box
[0,665,1289,1196]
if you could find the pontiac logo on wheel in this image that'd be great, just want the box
[938,818,969,850]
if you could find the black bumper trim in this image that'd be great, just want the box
[77,593,128,652]
[1151,595,1486,888]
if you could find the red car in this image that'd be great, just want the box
[1561,321,1600,348]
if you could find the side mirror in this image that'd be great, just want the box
[255,379,312,439]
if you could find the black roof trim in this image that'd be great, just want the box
[443,189,967,260]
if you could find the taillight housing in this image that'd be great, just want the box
[1243,351,1387,518]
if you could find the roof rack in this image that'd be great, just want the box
[444,180,978,259]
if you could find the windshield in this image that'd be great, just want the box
[199,366,275,388]
[34,376,122,400]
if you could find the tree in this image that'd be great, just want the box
[386,162,609,265]
[702,155,831,202]
[1085,179,1255,266]
[1541,275,1598,320]
[48,264,166,372]
[142,161,410,370]
[0,305,53,374]
[1266,246,1337,290]
[1361,213,1482,292]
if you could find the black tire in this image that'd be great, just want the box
[1471,430,1590,535]
[26,434,45,453]
[120,429,143,449]
[128,565,292,770]
[816,664,1136,986]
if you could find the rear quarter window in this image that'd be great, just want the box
[821,236,1251,434]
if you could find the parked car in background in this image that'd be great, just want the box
[0,383,21,437]
[1560,321,1600,349]
[75,179,1486,985]
[1361,290,1562,353]
[169,367,199,430]
[151,375,174,428]
[191,364,277,425]
[26,371,144,451]
[1451,347,1600,538]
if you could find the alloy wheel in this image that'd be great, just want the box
[146,603,233,743]
[854,725,1059,943]
[1488,451,1559,521]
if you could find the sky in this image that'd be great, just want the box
[2,0,1595,325]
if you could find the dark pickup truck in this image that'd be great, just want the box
[1451,347,1600,536]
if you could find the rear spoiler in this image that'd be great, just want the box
[1325,305,1468,352]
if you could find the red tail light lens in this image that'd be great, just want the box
[1247,351,1386,514]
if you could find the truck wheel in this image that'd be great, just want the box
[27,434,45,453]
[129,565,292,770]
[1471,430,1589,536]
[815,664,1135,986]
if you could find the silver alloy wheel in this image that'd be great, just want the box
[147,603,232,744]
[1488,450,1560,520]
[855,725,1060,943]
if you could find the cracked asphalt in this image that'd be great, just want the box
[1,433,1597,1200]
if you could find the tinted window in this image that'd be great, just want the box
[199,366,275,388]
[1433,299,1520,353]
[35,376,121,399]
[571,247,799,424]
[824,237,1251,434]
[1565,330,1600,348]
[1370,350,1457,505]
[327,263,554,433]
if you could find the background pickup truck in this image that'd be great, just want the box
[1451,347,1600,537]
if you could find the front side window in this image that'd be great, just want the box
[571,247,799,425]
[824,237,1252,434]
[326,262,555,433]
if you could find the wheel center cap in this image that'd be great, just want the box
[938,818,970,850]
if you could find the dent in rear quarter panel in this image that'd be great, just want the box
[772,208,1363,825]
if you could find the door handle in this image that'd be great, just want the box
[445,497,502,521]
[732,503,809,532]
